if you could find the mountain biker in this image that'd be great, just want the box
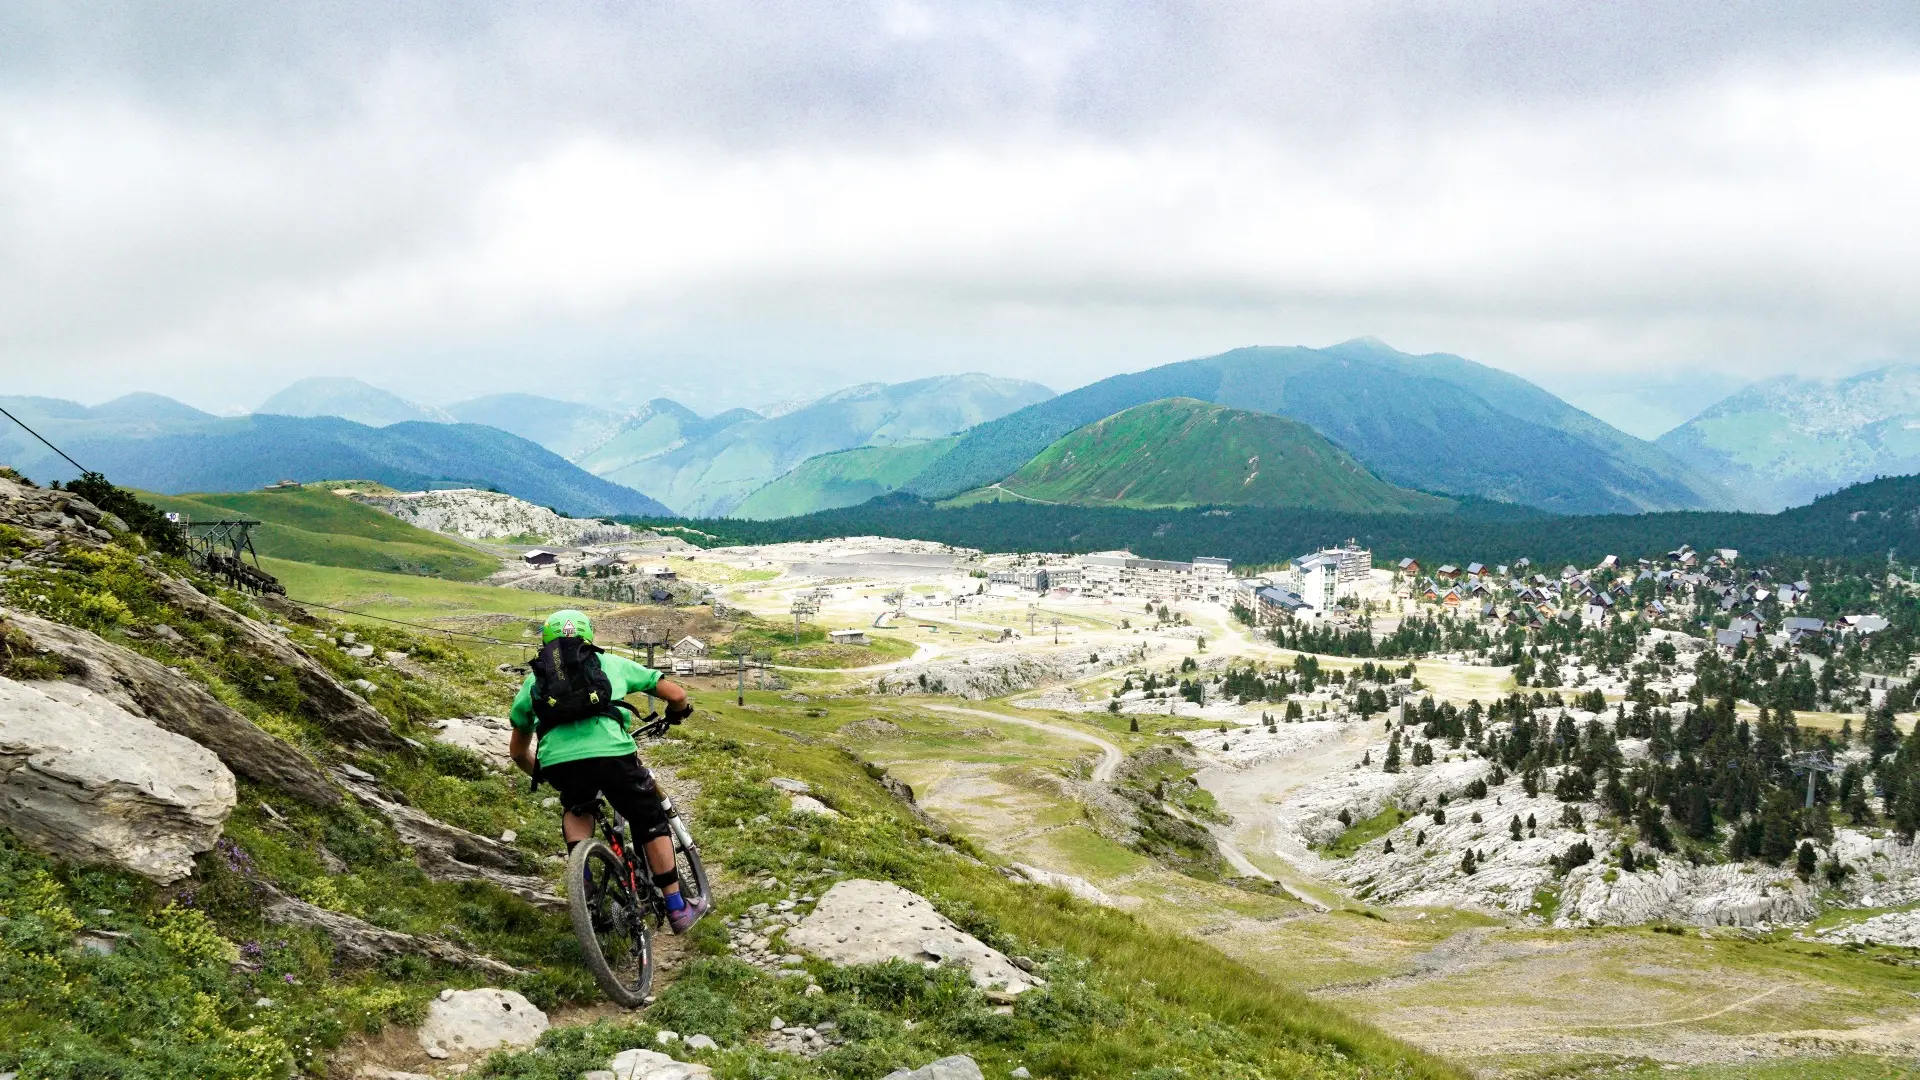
[508,609,708,933]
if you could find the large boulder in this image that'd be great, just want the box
[785,879,1038,994]
[416,988,547,1057]
[1,609,336,805]
[0,676,235,882]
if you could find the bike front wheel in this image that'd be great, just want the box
[672,813,711,916]
[567,838,653,1006]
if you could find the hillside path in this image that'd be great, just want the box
[928,704,1123,782]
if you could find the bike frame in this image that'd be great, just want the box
[585,712,700,926]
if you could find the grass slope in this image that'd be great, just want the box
[145,487,499,581]
[983,398,1452,513]
[733,437,960,520]
[0,528,1458,1080]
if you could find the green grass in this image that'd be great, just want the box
[732,437,960,520]
[260,557,617,632]
[146,487,497,580]
[971,398,1455,514]
[1324,806,1410,858]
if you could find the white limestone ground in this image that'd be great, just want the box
[1810,909,1920,948]
[0,676,235,883]
[1260,716,1920,928]
[785,879,1040,995]
[871,649,1133,700]
[1176,718,1355,770]
[353,488,634,545]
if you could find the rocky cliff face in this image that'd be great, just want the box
[353,487,634,545]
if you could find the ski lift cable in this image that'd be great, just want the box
[0,406,89,475]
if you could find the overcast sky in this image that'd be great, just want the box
[4,1,1919,437]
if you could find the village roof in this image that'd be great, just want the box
[1714,629,1745,648]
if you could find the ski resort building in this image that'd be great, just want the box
[1282,543,1373,612]
[1075,551,1235,600]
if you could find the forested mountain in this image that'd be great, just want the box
[973,398,1452,513]
[587,374,1052,516]
[445,392,629,460]
[257,376,452,426]
[634,474,1920,571]
[901,339,1726,515]
[732,437,959,520]
[0,406,667,517]
[1658,362,1920,512]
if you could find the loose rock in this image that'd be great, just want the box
[883,1055,985,1080]
[416,988,548,1057]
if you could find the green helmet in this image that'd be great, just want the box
[541,609,595,644]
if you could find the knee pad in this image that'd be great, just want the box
[629,798,671,842]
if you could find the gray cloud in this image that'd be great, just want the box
[3,2,1919,430]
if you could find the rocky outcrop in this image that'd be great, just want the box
[417,988,548,1058]
[145,573,403,750]
[0,676,234,882]
[263,889,527,979]
[885,1056,984,1080]
[1,608,336,805]
[354,489,632,545]
[1008,862,1121,908]
[872,649,1127,700]
[429,716,513,771]
[331,766,561,908]
[785,879,1038,994]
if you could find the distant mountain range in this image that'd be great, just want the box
[899,339,1729,516]
[259,376,454,426]
[956,398,1453,514]
[732,437,960,520]
[1657,363,1920,512]
[16,347,1920,523]
[0,398,665,518]
[576,374,1054,517]
[444,393,630,461]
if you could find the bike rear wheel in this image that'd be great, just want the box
[662,807,711,927]
[566,838,653,1006]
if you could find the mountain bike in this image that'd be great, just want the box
[563,712,710,1006]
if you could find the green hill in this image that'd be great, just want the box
[732,437,960,519]
[902,338,1727,515]
[974,398,1453,513]
[144,485,499,581]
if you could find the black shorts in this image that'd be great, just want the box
[542,753,669,840]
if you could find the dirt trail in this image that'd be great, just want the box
[928,704,1123,781]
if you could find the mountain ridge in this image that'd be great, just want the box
[1657,361,1920,511]
[902,340,1727,515]
[978,397,1454,513]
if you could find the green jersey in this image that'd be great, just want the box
[509,652,662,767]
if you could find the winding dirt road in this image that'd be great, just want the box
[928,704,1124,782]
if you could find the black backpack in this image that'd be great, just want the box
[528,636,633,736]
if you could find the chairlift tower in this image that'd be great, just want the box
[1790,750,1838,810]
[627,623,669,667]
[169,514,283,595]
[789,596,818,639]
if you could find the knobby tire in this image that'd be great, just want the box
[566,838,653,1006]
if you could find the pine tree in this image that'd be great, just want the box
[1129,716,1140,733]
[1795,840,1818,880]
[1459,849,1478,875]
[1384,733,1402,774]
[1526,813,1537,836]
[1416,829,1427,847]
[1510,816,1523,841]
[1383,838,1395,854]
[1620,846,1637,872]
